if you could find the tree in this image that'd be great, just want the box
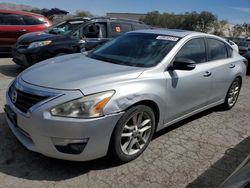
[196,11,217,32]
[140,11,161,27]
[140,11,218,33]
[213,20,228,36]
[231,24,244,38]
[242,23,250,37]
[75,10,93,17]
[181,11,200,31]
[29,8,43,14]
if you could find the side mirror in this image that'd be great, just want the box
[170,58,196,71]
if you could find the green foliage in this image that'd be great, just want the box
[75,10,93,17]
[141,11,218,32]
[213,20,228,37]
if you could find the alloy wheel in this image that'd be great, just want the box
[227,80,240,107]
[120,112,152,155]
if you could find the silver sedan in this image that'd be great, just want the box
[5,29,247,162]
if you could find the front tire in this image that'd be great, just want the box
[110,105,155,162]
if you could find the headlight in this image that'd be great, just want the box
[28,40,52,49]
[50,91,115,118]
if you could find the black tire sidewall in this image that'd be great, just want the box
[110,105,156,162]
[224,78,241,109]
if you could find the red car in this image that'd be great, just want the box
[0,10,52,54]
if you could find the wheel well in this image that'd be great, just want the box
[107,100,161,156]
[127,100,160,131]
[236,76,242,84]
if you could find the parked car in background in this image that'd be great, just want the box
[225,39,239,53]
[0,10,52,54]
[238,41,250,56]
[238,41,250,74]
[5,29,246,162]
[12,17,150,67]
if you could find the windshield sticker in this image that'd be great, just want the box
[156,36,179,41]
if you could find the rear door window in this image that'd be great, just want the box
[207,38,228,61]
[22,15,45,25]
[110,22,133,37]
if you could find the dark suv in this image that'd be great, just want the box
[12,17,150,67]
[238,41,250,74]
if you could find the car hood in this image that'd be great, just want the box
[18,32,67,43]
[20,53,144,90]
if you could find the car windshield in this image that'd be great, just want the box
[45,20,85,35]
[88,33,179,67]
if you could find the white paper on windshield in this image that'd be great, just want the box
[156,36,179,41]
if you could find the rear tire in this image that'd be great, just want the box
[221,78,241,110]
[110,105,155,163]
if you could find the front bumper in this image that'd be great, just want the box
[5,81,123,161]
[12,46,53,67]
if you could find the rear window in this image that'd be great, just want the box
[22,15,46,25]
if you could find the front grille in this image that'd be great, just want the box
[9,84,49,113]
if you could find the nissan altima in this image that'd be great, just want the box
[4,29,247,162]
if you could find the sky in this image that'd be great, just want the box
[2,0,250,24]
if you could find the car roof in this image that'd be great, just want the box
[0,9,45,18]
[90,17,146,24]
[130,29,201,38]
[66,17,91,22]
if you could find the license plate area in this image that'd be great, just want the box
[4,105,17,127]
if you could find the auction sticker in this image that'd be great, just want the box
[156,36,179,41]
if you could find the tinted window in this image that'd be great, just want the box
[226,44,233,57]
[82,23,107,38]
[176,38,206,63]
[110,23,133,37]
[0,14,24,25]
[22,15,45,25]
[207,38,228,61]
[88,33,179,67]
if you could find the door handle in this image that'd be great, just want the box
[203,71,212,77]
[229,63,235,69]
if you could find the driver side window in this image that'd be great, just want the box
[176,38,207,64]
[82,23,107,38]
